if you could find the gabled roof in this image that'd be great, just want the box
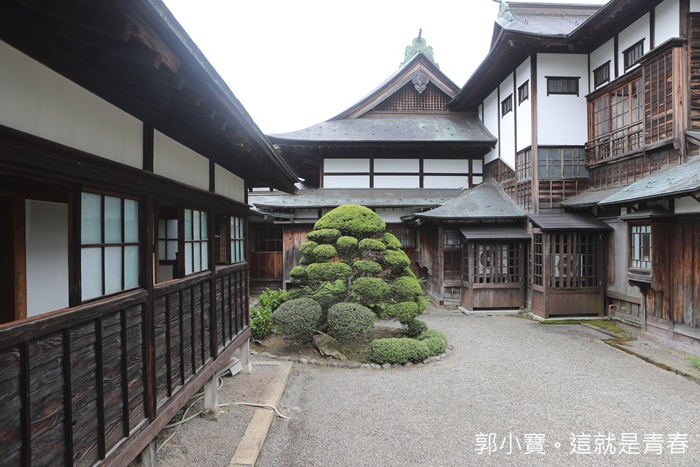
[1,0,299,192]
[451,0,664,111]
[560,186,624,208]
[599,157,700,205]
[411,179,525,220]
[251,188,463,210]
[268,115,496,145]
[330,52,460,121]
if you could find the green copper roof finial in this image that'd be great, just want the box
[400,28,438,68]
[498,0,514,22]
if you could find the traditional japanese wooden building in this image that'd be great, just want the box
[251,34,502,305]
[0,0,297,465]
[454,0,700,351]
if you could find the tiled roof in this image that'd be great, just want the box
[497,3,599,37]
[459,225,531,240]
[413,179,525,219]
[529,212,611,230]
[560,186,624,207]
[250,188,462,209]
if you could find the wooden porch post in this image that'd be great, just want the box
[202,375,220,420]
[240,338,253,374]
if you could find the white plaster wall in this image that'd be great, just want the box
[499,74,516,170]
[423,159,470,173]
[153,130,210,191]
[655,0,680,45]
[25,200,69,316]
[295,209,319,219]
[674,196,700,213]
[323,175,370,188]
[478,104,484,122]
[423,176,469,188]
[373,175,420,188]
[0,41,143,169]
[618,13,650,76]
[482,89,499,164]
[374,159,419,172]
[537,54,589,145]
[214,164,245,204]
[692,0,700,12]
[324,159,369,172]
[589,38,615,90]
[515,58,532,152]
[375,208,419,223]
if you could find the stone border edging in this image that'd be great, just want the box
[251,344,455,369]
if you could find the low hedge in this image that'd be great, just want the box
[418,329,448,356]
[368,338,430,364]
[271,298,322,335]
[327,303,376,341]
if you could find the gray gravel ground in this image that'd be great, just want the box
[257,307,700,466]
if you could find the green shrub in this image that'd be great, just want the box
[327,303,376,341]
[352,277,389,303]
[381,232,402,250]
[418,329,447,356]
[315,204,386,238]
[313,244,338,261]
[403,319,428,337]
[259,288,287,311]
[336,236,359,258]
[307,262,352,283]
[389,276,423,302]
[309,280,347,319]
[383,250,410,272]
[388,301,421,322]
[307,228,341,244]
[359,238,386,252]
[368,338,429,364]
[250,306,273,339]
[271,298,322,335]
[353,260,383,276]
[289,266,307,282]
[402,267,417,279]
[300,240,318,255]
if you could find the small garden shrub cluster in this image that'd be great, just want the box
[368,329,447,364]
[249,288,287,339]
[418,329,448,355]
[327,303,376,341]
[271,298,322,335]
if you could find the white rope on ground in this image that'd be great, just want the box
[155,375,290,453]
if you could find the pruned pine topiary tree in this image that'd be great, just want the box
[291,204,426,338]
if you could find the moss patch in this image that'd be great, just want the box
[588,320,626,334]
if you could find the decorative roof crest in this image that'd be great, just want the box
[498,0,514,22]
[412,70,429,94]
[400,29,439,68]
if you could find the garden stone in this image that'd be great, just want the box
[313,334,348,361]
[382,363,391,369]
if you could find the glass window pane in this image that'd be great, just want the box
[193,243,201,272]
[81,247,103,300]
[124,199,138,243]
[167,219,178,239]
[231,241,237,262]
[184,209,192,241]
[193,211,201,241]
[201,242,208,270]
[158,219,166,238]
[104,196,122,243]
[158,240,166,261]
[201,212,207,239]
[81,193,102,244]
[104,246,123,294]
[167,240,178,260]
[185,243,193,275]
[124,246,139,290]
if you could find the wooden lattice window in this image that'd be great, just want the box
[546,77,579,96]
[623,40,644,71]
[515,181,533,212]
[184,208,208,275]
[517,149,531,181]
[532,233,543,286]
[387,225,416,248]
[630,224,651,270]
[470,242,521,284]
[253,224,281,252]
[373,82,450,112]
[501,94,513,116]
[644,49,674,144]
[231,216,246,263]
[518,81,529,104]
[538,147,587,178]
[593,62,610,88]
[548,232,600,289]
[444,249,461,281]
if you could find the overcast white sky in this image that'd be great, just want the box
[163,0,608,134]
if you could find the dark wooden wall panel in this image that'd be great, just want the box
[70,321,99,467]
[0,347,22,467]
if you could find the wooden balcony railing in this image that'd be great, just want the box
[0,265,249,466]
[585,124,643,165]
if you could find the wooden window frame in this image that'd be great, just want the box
[516,149,531,181]
[546,76,580,96]
[231,216,246,264]
[183,208,208,275]
[537,147,588,179]
[501,94,513,117]
[386,225,416,249]
[469,241,521,284]
[593,62,610,88]
[80,191,140,302]
[548,232,600,289]
[629,223,651,270]
[518,81,529,104]
[532,232,543,287]
[623,40,645,71]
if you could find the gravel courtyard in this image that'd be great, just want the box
[257,307,700,466]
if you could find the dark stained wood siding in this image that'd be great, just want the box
[690,15,700,131]
[249,252,283,279]
[282,226,311,284]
